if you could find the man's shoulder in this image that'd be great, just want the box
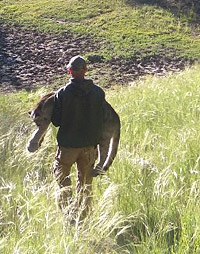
[94,85,105,98]
[88,80,105,95]
[56,82,74,95]
[56,79,105,98]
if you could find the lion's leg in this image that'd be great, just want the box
[92,123,120,176]
[92,137,110,176]
[27,125,48,152]
[102,133,120,172]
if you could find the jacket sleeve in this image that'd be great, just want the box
[51,89,63,127]
[102,90,105,101]
[99,87,106,101]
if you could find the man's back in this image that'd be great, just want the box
[51,78,105,148]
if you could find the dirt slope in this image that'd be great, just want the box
[0,23,193,92]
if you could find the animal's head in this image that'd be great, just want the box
[29,92,55,126]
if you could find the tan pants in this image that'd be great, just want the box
[53,146,98,215]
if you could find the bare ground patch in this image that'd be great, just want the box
[0,22,194,92]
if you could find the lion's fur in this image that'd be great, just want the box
[27,92,120,174]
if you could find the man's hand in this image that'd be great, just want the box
[92,166,106,177]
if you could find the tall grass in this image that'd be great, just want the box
[1,66,200,253]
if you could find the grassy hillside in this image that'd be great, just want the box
[0,1,200,253]
[0,0,200,62]
[0,66,200,253]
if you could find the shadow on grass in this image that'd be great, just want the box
[126,0,200,23]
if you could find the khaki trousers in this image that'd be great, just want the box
[53,146,98,214]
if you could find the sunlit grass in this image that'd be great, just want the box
[1,66,200,253]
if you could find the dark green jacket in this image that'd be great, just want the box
[51,78,105,148]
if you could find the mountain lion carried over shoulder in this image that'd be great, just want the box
[27,92,120,176]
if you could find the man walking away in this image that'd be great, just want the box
[51,55,105,218]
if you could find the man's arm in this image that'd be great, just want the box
[51,89,63,127]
